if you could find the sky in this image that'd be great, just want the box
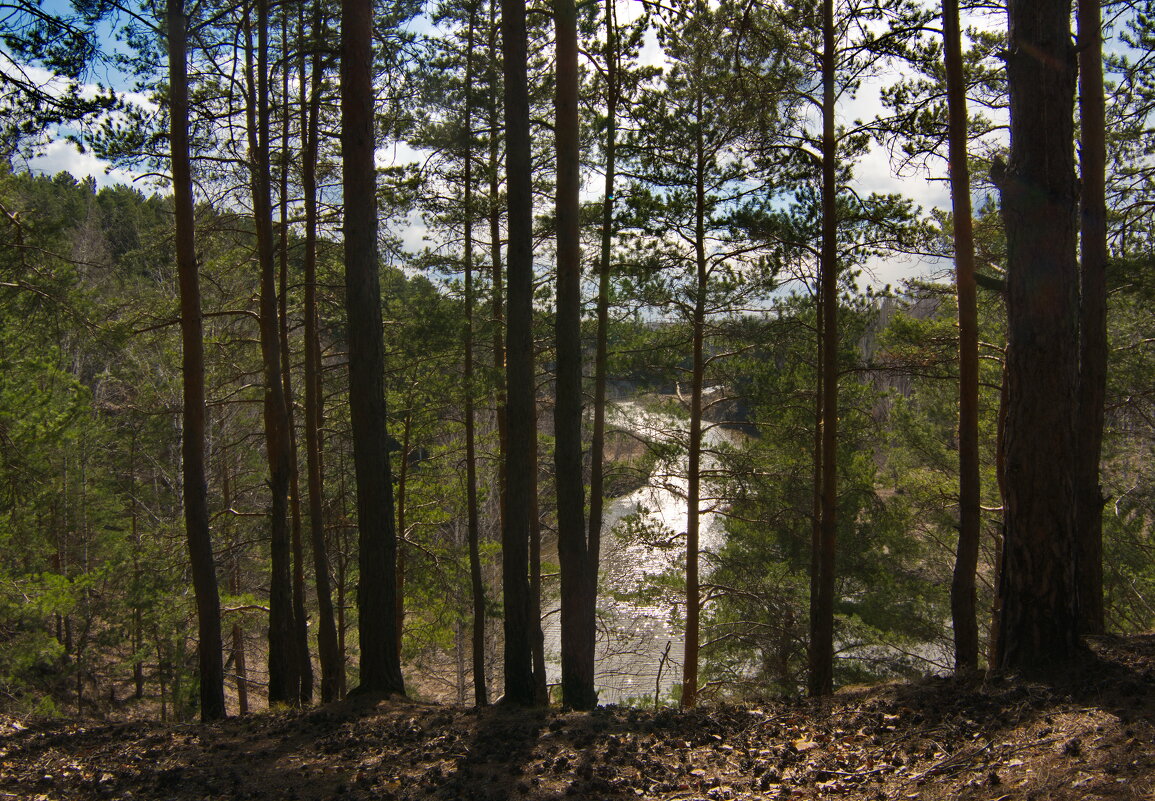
[15,0,993,289]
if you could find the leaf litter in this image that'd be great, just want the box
[0,634,1152,801]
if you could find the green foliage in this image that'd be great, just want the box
[3,0,1155,717]
[0,168,196,717]
[703,295,953,696]
[0,0,123,157]
[1098,255,1155,632]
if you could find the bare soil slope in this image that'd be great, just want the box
[1,635,1152,800]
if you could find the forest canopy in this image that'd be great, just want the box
[0,0,1153,721]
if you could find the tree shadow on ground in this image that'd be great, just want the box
[427,703,547,801]
[877,634,1155,736]
[0,691,426,801]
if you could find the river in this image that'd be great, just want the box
[541,394,734,705]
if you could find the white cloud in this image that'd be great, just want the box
[27,138,140,190]
[2,58,155,113]
[376,140,427,170]
[3,57,156,189]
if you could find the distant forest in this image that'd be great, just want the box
[0,0,1153,720]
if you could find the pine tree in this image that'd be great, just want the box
[245,0,301,706]
[342,0,406,697]
[1075,0,1108,637]
[498,0,539,706]
[994,0,1081,675]
[553,0,598,711]
[166,0,226,721]
[941,0,982,673]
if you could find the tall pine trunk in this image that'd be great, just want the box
[246,0,300,705]
[995,0,1081,675]
[278,11,313,701]
[942,0,981,673]
[341,0,405,696]
[681,100,707,710]
[500,0,538,706]
[809,0,839,698]
[301,1,342,702]
[462,4,488,705]
[167,0,226,721]
[487,0,509,600]
[1076,0,1107,637]
[484,2,506,707]
[554,0,596,711]
[586,0,617,633]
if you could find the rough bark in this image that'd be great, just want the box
[1076,0,1107,637]
[943,0,981,673]
[554,0,596,711]
[341,0,405,696]
[995,0,1081,675]
[167,0,226,722]
[500,0,538,706]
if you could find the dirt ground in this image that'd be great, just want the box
[1,634,1152,801]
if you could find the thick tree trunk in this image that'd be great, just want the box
[554,0,596,711]
[1076,0,1107,637]
[167,0,226,723]
[301,0,342,704]
[995,0,1081,675]
[341,0,405,696]
[942,0,981,673]
[246,0,299,706]
[500,0,538,706]
[809,0,838,698]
